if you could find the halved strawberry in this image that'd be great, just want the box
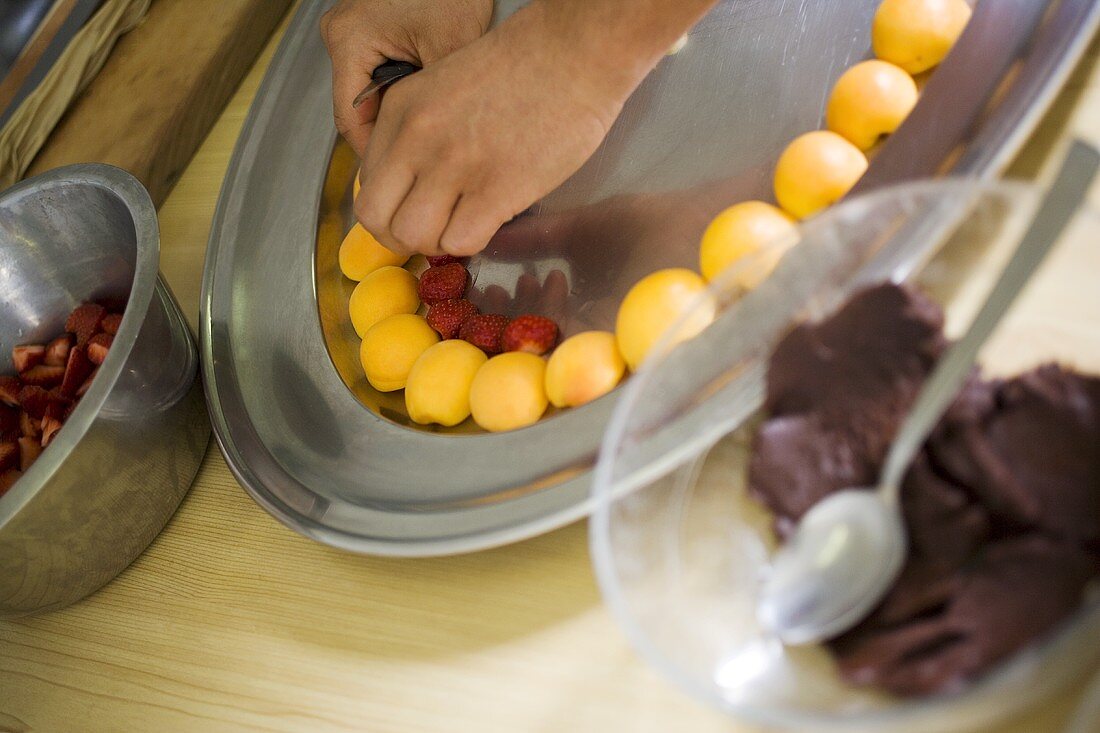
[76,367,99,398]
[0,377,20,407]
[426,299,479,340]
[87,333,113,365]
[459,314,511,355]
[18,436,41,471]
[100,313,123,335]
[12,344,45,373]
[44,334,73,366]
[0,469,22,498]
[19,386,62,419]
[501,315,559,356]
[19,410,39,438]
[59,345,93,398]
[418,263,469,305]
[20,364,65,387]
[0,442,17,473]
[66,303,106,345]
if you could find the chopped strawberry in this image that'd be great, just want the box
[12,344,45,373]
[20,364,65,387]
[59,346,93,398]
[87,333,113,365]
[0,406,17,441]
[0,442,16,472]
[100,313,123,335]
[426,299,479,340]
[19,410,39,438]
[66,303,106,345]
[40,418,62,447]
[76,368,99,398]
[418,263,469,305]
[459,314,511,355]
[40,406,63,446]
[0,469,22,498]
[502,315,559,355]
[0,377,20,407]
[426,254,463,267]
[18,436,41,471]
[19,386,62,419]
[44,334,73,366]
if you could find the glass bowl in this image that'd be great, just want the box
[590,178,1100,732]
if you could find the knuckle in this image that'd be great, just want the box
[354,199,386,239]
[401,107,437,137]
[438,140,470,168]
[320,5,362,47]
[389,216,424,252]
[319,6,346,45]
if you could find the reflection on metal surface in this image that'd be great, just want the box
[204,0,1100,556]
[0,0,106,128]
[0,0,53,75]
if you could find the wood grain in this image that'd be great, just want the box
[0,14,1099,733]
[27,0,293,208]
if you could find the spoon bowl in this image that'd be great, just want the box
[758,489,906,645]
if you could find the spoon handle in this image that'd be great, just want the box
[881,140,1100,498]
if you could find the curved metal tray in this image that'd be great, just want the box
[202,0,1100,556]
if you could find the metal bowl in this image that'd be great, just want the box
[0,164,209,618]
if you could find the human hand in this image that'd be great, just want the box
[354,1,643,258]
[321,0,493,157]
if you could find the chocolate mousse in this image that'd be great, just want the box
[748,282,1100,697]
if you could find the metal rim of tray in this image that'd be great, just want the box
[201,0,1100,556]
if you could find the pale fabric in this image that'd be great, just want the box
[0,0,150,188]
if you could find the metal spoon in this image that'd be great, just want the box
[757,140,1100,645]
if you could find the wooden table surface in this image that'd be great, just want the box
[2,11,1100,733]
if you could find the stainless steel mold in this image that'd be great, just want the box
[202,0,1100,555]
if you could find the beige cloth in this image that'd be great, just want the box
[0,0,150,188]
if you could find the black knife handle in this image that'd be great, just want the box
[372,60,420,86]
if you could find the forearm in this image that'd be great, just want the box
[509,0,719,100]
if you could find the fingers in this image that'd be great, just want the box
[440,192,514,257]
[359,175,513,258]
[358,164,462,257]
[389,172,462,256]
[359,104,493,257]
[355,162,416,253]
[321,9,384,158]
